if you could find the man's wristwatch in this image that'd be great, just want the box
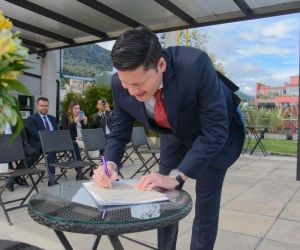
[169,169,185,185]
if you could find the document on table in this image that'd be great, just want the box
[82,180,169,205]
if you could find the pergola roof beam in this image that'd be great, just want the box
[233,0,254,16]
[10,18,75,45]
[5,0,108,38]
[76,0,141,28]
[21,37,47,50]
[153,0,196,25]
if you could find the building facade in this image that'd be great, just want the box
[255,76,299,108]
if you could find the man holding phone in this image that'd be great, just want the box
[92,98,113,138]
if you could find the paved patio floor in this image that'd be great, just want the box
[0,154,300,250]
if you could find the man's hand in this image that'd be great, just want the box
[104,102,111,112]
[93,163,118,188]
[136,172,179,191]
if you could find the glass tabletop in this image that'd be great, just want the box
[27,180,193,235]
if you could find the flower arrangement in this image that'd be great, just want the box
[0,11,31,136]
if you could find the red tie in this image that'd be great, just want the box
[43,116,50,131]
[154,89,171,129]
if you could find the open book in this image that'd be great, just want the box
[82,180,169,205]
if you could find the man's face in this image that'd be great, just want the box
[117,57,166,102]
[37,100,49,115]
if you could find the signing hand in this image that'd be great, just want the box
[93,163,118,188]
[136,172,179,191]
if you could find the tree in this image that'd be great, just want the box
[159,30,225,75]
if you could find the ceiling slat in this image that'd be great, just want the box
[10,18,75,44]
[21,37,47,50]
[153,0,195,25]
[76,0,141,28]
[233,0,254,16]
[5,0,108,38]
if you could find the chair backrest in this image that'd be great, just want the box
[39,130,74,154]
[131,127,148,147]
[20,128,30,147]
[81,128,106,152]
[0,134,26,164]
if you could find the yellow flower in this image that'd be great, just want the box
[0,12,12,31]
[0,30,15,59]
[1,71,19,80]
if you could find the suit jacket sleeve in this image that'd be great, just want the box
[104,76,134,167]
[178,52,229,179]
[26,115,40,141]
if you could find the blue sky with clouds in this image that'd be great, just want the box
[98,13,299,96]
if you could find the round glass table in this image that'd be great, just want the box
[27,181,192,250]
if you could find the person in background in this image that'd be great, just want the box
[93,27,245,250]
[92,98,113,139]
[60,100,88,180]
[26,97,58,186]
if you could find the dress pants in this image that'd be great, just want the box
[157,166,227,250]
[190,166,227,250]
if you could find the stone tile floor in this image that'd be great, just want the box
[0,154,300,250]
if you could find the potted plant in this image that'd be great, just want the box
[0,12,31,137]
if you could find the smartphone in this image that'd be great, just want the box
[79,111,84,120]
[101,98,106,106]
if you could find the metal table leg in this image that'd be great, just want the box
[92,236,101,250]
[54,230,73,250]
[108,235,124,250]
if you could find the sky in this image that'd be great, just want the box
[98,13,299,96]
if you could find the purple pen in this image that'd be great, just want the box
[101,156,110,177]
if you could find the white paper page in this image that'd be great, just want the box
[82,180,168,205]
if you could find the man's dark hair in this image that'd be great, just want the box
[37,97,49,103]
[111,26,162,71]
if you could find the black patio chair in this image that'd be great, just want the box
[81,128,124,178]
[130,127,160,178]
[121,143,135,165]
[81,128,106,161]
[39,130,96,182]
[0,134,45,225]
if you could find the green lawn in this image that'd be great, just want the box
[244,139,297,156]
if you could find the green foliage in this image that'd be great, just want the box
[60,92,86,117]
[62,44,112,78]
[60,86,112,122]
[83,86,113,119]
[0,12,30,138]
[241,106,284,133]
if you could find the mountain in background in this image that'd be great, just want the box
[62,44,113,77]
[237,90,255,103]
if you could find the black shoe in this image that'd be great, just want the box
[15,176,27,186]
[76,174,89,181]
[48,180,59,187]
[6,179,14,192]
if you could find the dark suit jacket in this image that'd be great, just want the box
[60,115,89,140]
[91,111,113,134]
[26,112,58,148]
[105,47,245,180]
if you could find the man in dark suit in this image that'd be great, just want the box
[93,27,245,250]
[91,99,113,139]
[26,97,58,186]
